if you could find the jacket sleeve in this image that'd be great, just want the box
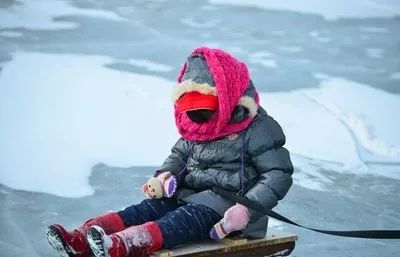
[244,115,294,222]
[156,138,191,178]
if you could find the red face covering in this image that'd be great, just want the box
[174,47,259,142]
[176,91,218,113]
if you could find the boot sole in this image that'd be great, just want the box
[87,226,107,257]
[46,225,76,257]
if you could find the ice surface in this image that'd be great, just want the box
[209,0,400,20]
[0,1,399,256]
[127,59,173,72]
[1,52,399,198]
[0,0,124,30]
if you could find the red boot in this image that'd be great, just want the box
[87,222,163,257]
[47,212,125,257]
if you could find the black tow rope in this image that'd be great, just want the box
[211,187,400,239]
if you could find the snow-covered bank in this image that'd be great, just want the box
[263,90,360,164]
[209,0,400,20]
[304,77,400,160]
[0,52,399,197]
[0,0,124,30]
[0,52,177,197]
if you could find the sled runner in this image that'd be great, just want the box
[152,228,297,257]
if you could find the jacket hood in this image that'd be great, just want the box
[173,47,259,141]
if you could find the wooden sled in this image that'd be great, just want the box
[152,228,298,257]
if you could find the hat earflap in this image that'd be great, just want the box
[237,96,258,117]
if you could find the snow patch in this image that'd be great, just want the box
[202,42,221,49]
[268,219,286,229]
[226,46,244,54]
[208,0,400,20]
[365,48,384,59]
[309,31,331,43]
[200,5,220,11]
[127,59,173,73]
[390,72,400,80]
[291,155,336,191]
[0,0,124,30]
[249,51,274,59]
[180,18,220,28]
[0,31,23,38]
[262,90,361,164]
[271,31,286,36]
[0,52,177,197]
[359,26,389,33]
[303,77,400,161]
[249,52,277,68]
[251,59,277,69]
[278,46,303,53]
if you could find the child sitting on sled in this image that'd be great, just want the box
[47,47,294,257]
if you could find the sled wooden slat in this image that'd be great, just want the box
[152,228,297,257]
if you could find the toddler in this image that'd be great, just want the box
[47,47,294,257]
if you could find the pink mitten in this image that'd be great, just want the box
[141,172,177,199]
[209,203,250,240]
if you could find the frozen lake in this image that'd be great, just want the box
[0,0,399,256]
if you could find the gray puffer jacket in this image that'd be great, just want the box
[157,106,294,238]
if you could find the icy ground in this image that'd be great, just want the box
[0,0,400,256]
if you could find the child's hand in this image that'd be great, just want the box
[141,172,177,199]
[209,203,249,240]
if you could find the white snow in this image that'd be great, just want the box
[127,59,173,73]
[291,155,336,191]
[278,46,303,53]
[390,72,400,80]
[303,77,400,160]
[0,0,124,30]
[249,51,277,68]
[0,52,178,197]
[309,31,331,43]
[271,31,286,36]
[208,0,400,20]
[250,59,277,68]
[359,26,389,33]
[225,46,244,54]
[200,5,220,11]
[263,76,400,189]
[268,218,286,229]
[249,51,274,59]
[1,52,399,197]
[261,90,361,164]
[0,31,23,38]
[365,48,384,59]
[271,75,400,162]
[180,18,220,28]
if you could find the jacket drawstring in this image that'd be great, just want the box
[238,132,248,195]
[176,143,194,177]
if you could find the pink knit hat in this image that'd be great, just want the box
[173,47,259,141]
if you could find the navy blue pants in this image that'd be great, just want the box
[117,198,221,248]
